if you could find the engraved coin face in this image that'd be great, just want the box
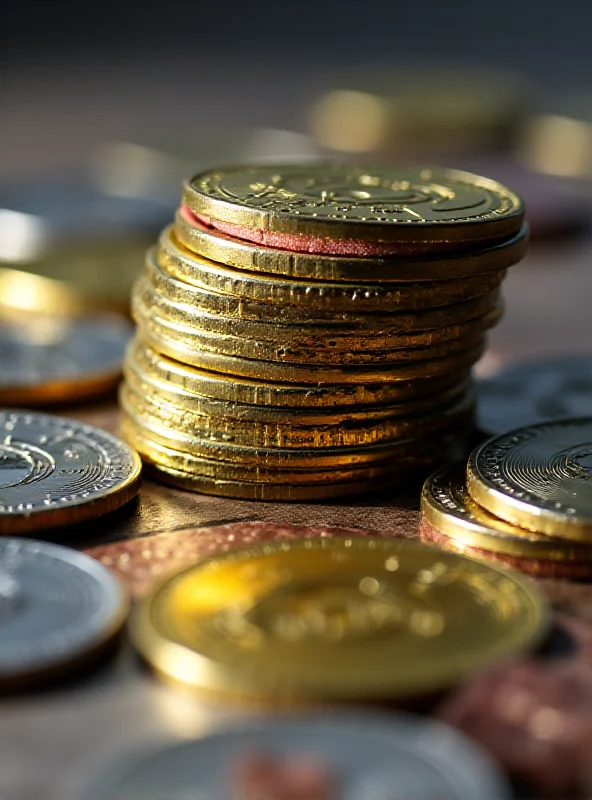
[0,411,141,534]
[0,538,127,687]
[130,538,547,702]
[477,356,592,434]
[82,715,510,800]
[467,418,592,539]
[0,315,133,404]
[183,164,524,243]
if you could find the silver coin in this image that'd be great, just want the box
[0,410,141,534]
[81,714,510,800]
[0,315,133,401]
[0,537,127,686]
[477,356,592,434]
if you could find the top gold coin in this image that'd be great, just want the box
[182,163,525,246]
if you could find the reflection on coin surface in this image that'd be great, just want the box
[0,410,141,534]
[467,418,592,539]
[0,315,133,405]
[81,714,510,800]
[183,164,524,246]
[0,538,127,687]
[477,356,592,434]
[129,538,547,702]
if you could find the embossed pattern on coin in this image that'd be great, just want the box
[129,537,547,702]
[0,315,133,405]
[81,715,510,800]
[0,538,127,687]
[0,411,141,534]
[467,418,592,539]
[477,356,592,434]
[183,164,524,246]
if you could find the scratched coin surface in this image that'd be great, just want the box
[82,715,510,800]
[467,418,592,540]
[182,163,524,245]
[0,538,128,687]
[129,538,547,702]
[0,410,142,534]
[477,356,592,434]
[0,315,133,405]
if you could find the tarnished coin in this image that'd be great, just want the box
[132,284,488,366]
[420,463,592,577]
[0,538,127,688]
[80,714,510,800]
[156,230,507,313]
[0,410,141,534]
[175,205,529,282]
[134,313,485,385]
[146,248,503,328]
[0,315,133,405]
[182,164,524,249]
[129,537,547,702]
[127,337,472,408]
[467,418,592,540]
[477,356,592,434]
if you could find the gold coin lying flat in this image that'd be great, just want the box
[174,207,529,282]
[135,275,502,357]
[146,250,503,329]
[0,314,133,406]
[132,285,488,367]
[0,410,141,534]
[467,418,592,541]
[157,231,506,314]
[0,267,89,318]
[422,463,592,561]
[124,355,468,425]
[120,410,469,469]
[129,537,547,702]
[182,164,525,246]
[127,337,472,408]
[121,373,474,449]
[134,313,486,385]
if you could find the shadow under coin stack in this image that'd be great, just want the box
[120,164,527,500]
[420,419,592,578]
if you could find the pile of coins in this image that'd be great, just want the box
[120,163,527,499]
[420,418,592,578]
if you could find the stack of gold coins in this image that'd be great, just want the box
[120,163,527,500]
[420,418,592,578]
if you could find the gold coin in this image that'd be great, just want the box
[120,417,441,486]
[124,353,468,424]
[156,232,507,314]
[120,408,469,469]
[127,337,472,408]
[0,267,89,318]
[129,537,548,702]
[133,311,486,385]
[121,373,474,449]
[135,274,502,356]
[174,208,529,282]
[467,418,592,541]
[182,164,524,245]
[133,284,488,367]
[146,250,503,329]
[421,463,592,561]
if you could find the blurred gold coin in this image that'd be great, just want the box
[174,209,529,282]
[121,373,474,449]
[156,231,506,314]
[132,284,488,366]
[146,251,503,330]
[0,267,88,318]
[129,537,548,702]
[127,338,472,408]
[134,312,486,385]
[421,463,592,561]
[183,164,524,247]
